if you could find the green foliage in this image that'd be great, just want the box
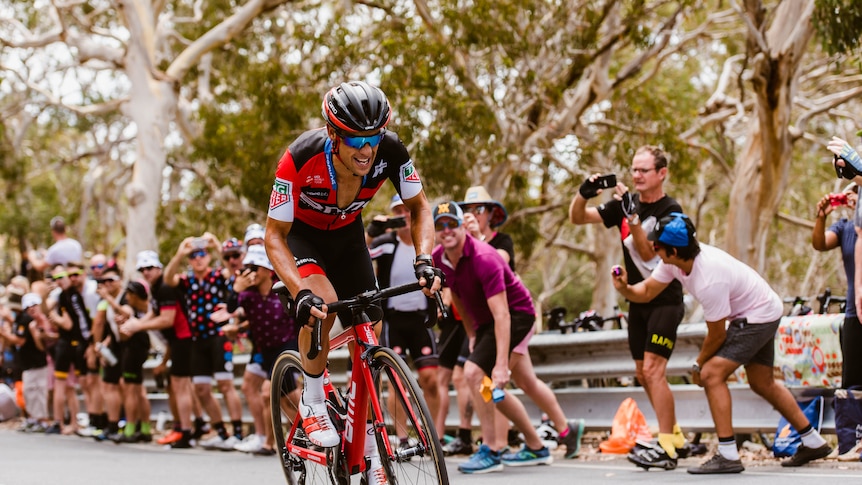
[814,0,862,55]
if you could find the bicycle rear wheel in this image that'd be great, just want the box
[369,347,448,485]
[271,350,339,485]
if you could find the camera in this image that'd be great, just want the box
[193,237,208,249]
[384,216,407,229]
[828,193,848,207]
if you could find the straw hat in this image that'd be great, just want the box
[459,186,508,228]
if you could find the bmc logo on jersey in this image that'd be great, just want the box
[270,178,292,210]
[402,163,420,183]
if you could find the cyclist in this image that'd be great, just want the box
[264,81,442,485]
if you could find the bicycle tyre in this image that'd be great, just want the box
[369,347,449,485]
[271,350,341,485]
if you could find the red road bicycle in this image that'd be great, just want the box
[270,281,448,485]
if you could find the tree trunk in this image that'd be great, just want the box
[724,0,815,270]
[119,0,177,272]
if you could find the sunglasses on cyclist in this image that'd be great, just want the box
[340,130,385,149]
[434,219,462,232]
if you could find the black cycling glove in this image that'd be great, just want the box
[579,178,602,199]
[414,255,444,289]
[295,289,324,327]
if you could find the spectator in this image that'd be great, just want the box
[827,136,862,318]
[77,255,109,437]
[569,146,689,469]
[812,182,862,389]
[368,194,441,451]
[27,217,84,274]
[434,288,474,456]
[164,233,244,451]
[90,266,126,442]
[121,250,198,449]
[460,186,515,270]
[116,279,153,443]
[227,245,299,455]
[243,223,265,248]
[3,293,52,432]
[612,212,832,474]
[46,264,87,435]
[264,80,442,485]
[431,201,569,473]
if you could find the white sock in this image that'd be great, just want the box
[302,372,325,404]
[365,421,378,457]
[718,440,739,461]
[800,428,827,449]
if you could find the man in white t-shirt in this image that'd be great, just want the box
[611,213,832,474]
[28,217,84,273]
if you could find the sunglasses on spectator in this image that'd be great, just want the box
[340,130,385,149]
[243,265,260,273]
[434,219,462,232]
[90,263,106,270]
[140,266,158,271]
[464,205,487,215]
[97,277,120,284]
[189,250,208,259]
[223,252,243,261]
[51,272,68,281]
[68,269,84,277]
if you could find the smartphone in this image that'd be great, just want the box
[596,174,617,189]
[828,193,848,207]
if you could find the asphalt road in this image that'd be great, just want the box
[2,429,862,485]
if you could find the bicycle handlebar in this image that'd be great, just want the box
[272,281,447,360]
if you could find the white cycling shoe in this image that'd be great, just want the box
[365,455,388,485]
[299,396,339,448]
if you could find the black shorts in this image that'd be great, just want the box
[261,341,300,378]
[53,339,86,379]
[288,219,380,325]
[627,303,685,360]
[467,311,535,377]
[436,313,467,370]
[716,317,780,367]
[169,337,193,378]
[190,335,235,380]
[100,338,123,384]
[381,310,438,370]
[121,332,150,384]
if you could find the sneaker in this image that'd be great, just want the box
[837,442,862,462]
[557,419,585,459]
[216,435,241,451]
[107,432,125,443]
[44,423,62,435]
[687,453,745,474]
[442,436,473,456]
[781,443,832,467]
[234,433,263,453]
[458,444,503,474]
[169,436,193,449]
[501,444,553,466]
[253,446,276,456]
[299,396,339,448]
[157,430,184,445]
[627,442,677,470]
[199,434,227,450]
[76,425,98,438]
[364,455,388,485]
[135,432,153,443]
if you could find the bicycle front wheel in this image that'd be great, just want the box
[271,350,337,485]
[370,347,448,485]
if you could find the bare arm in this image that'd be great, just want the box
[696,319,728,368]
[403,191,437,257]
[611,266,670,303]
[812,196,839,251]
[486,291,512,390]
[265,218,304,298]
[164,237,195,287]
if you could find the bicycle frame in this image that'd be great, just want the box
[283,313,427,476]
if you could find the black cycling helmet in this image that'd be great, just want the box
[322,81,391,134]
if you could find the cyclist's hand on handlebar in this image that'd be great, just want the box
[414,255,444,295]
[295,289,327,328]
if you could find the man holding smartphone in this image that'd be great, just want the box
[568,145,690,470]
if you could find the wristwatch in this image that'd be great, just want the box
[691,362,701,373]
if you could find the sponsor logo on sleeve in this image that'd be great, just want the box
[402,162,421,183]
[270,178,292,210]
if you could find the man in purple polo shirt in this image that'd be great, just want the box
[432,201,562,474]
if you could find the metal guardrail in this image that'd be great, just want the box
[139,321,836,435]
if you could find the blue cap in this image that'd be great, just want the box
[647,212,696,247]
[432,201,464,224]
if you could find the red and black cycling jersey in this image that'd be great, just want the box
[267,128,423,230]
